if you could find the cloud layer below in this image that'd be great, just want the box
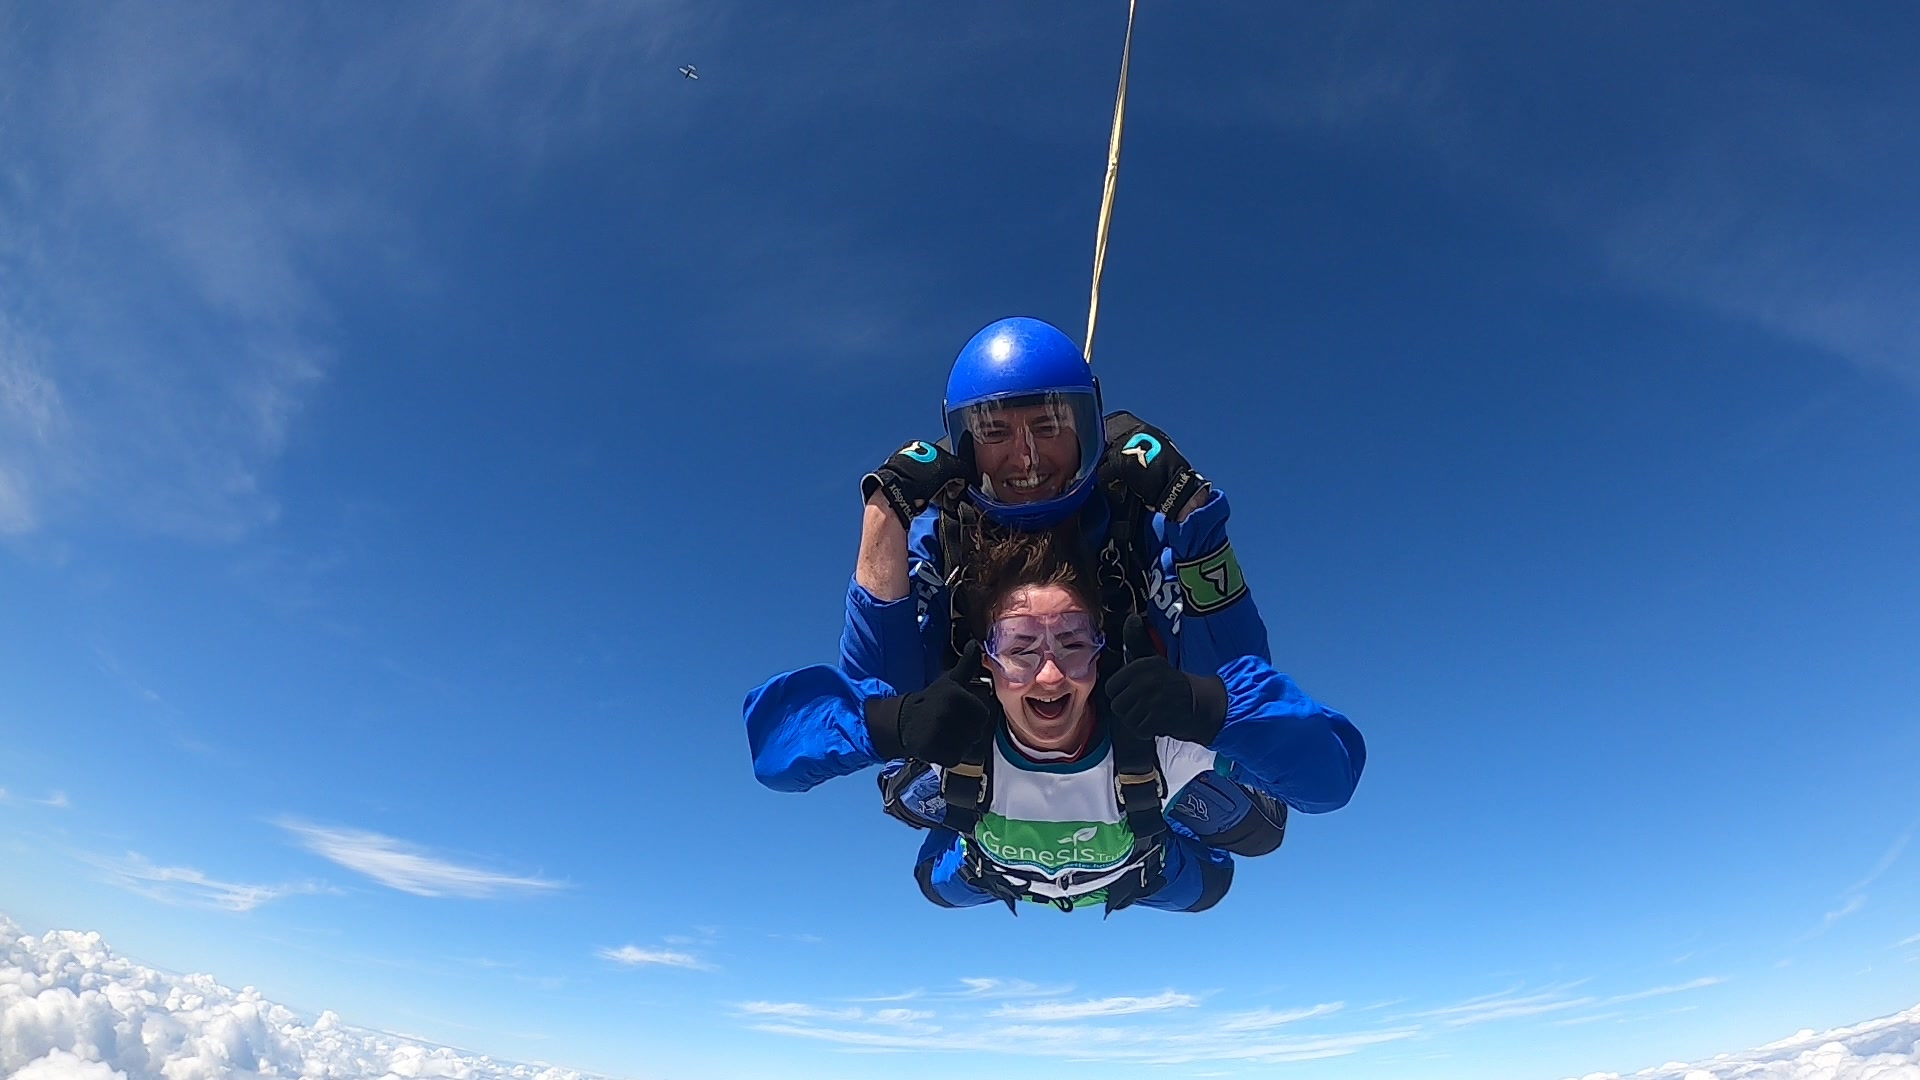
[1,914,606,1080]
[5,913,1918,1079]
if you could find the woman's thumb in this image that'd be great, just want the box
[950,640,986,681]
[1123,614,1159,664]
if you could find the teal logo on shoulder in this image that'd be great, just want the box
[902,441,939,463]
[1121,433,1162,467]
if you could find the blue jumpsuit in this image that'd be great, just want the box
[744,655,1365,912]
[840,488,1272,694]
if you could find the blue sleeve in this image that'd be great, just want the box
[1144,486,1274,673]
[1209,655,1366,814]
[914,829,1000,908]
[743,665,898,793]
[839,580,920,688]
[838,512,947,693]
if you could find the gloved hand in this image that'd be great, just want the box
[1107,615,1228,746]
[862,440,969,529]
[1099,416,1206,518]
[865,643,997,766]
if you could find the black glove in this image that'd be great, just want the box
[1099,415,1206,517]
[862,440,969,529]
[1107,615,1228,746]
[865,643,997,766]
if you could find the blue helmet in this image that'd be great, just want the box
[943,317,1105,529]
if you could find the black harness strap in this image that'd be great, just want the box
[938,753,989,838]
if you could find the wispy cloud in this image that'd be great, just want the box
[1554,1012,1627,1027]
[1600,977,1727,1006]
[991,992,1200,1021]
[1216,1003,1345,1031]
[1845,826,1913,896]
[1408,984,1597,1027]
[1806,895,1868,940]
[737,1002,862,1020]
[0,787,71,809]
[742,973,1720,1066]
[1403,976,1724,1031]
[598,945,707,970]
[83,851,326,912]
[0,2,726,540]
[278,820,564,899]
[748,1017,1417,1065]
[742,983,1412,1066]
[953,977,1074,999]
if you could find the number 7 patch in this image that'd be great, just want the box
[1175,543,1248,615]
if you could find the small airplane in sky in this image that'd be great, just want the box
[679,65,699,80]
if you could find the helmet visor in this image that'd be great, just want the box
[946,389,1102,509]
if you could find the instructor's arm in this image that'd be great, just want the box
[855,492,910,602]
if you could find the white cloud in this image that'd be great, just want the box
[1563,999,1920,1079]
[737,1001,861,1020]
[1554,1012,1627,1027]
[1845,827,1913,896]
[81,852,324,912]
[952,977,1074,999]
[0,320,67,536]
[1412,985,1598,1027]
[278,820,564,898]
[1593,977,1728,1008]
[597,945,706,970]
[1808,895,1869,939]
[1216,1002,1345,1031]
[0,2,725,541]
[744,983,1414,1066]
[0,787,71,810]
[992,992,1200,1021]
[0,913,615,1079]
[748,1017,1417,1065]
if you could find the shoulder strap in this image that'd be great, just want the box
[939,737,991,838]
[1094,411,1160,647]
[1108,720,1166,844]
[934,499,984,672]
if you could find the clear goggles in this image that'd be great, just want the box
[985,612,1106,684]
[945,390,1103,507]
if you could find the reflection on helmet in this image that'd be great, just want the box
[943,318,1105,529]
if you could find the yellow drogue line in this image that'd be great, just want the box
[1084,0,1138,368]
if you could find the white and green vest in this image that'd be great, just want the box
[941,730,1217,907]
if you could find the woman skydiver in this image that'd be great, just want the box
[744,525,1364,914]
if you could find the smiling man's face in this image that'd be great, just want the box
[968,400,1083,505]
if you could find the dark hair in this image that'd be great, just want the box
[957,521,1102,639]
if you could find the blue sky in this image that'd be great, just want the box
[3,2,1918,1078]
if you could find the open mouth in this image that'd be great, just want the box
[1025,692,1071,721]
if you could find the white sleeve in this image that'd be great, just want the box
[1154,736,1219,796]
